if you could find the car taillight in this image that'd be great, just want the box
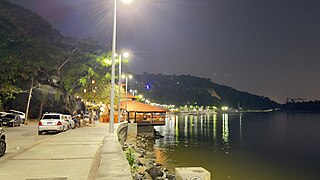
[38,121,42,126]
[57,121,62,125]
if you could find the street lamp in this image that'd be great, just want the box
[122,74,132,121]
[122,0,133,4]
[117,52,129,123]
[110,0,133,133]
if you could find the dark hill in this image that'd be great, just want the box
[0,0,63,56]
[132,73,280,110]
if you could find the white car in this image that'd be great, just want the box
[0,112,8,118]
[7,110,26,124]
[38,113,68,135]
[63,115,75,129]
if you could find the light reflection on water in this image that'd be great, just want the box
[153,112,320,180]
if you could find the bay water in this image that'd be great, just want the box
[153,112,320,180]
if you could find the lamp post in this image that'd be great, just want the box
[122,74,132,121]
[117,52,129,123]
[110,0,133,133]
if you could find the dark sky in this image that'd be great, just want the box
[8,0,320,103]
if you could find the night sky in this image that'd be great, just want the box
[7,0,320,103]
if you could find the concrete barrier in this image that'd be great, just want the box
[175,167,211,180]
[137,125,154,136]
[96,123,132,180]
[127,123,137,139]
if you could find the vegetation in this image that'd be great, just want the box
[282,99,320,112]
[126,147,138,173]
[132,73,280,110]
[2,0,319,116]
[0,0,121,118]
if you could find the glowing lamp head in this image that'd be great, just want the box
[121,0,133,4]
[123,52,130,58]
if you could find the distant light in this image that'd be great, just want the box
[222,106,229,111]
[100,106,105,112]
[146,84,151,90]
[121,0,133,4]
[122,74,133,79]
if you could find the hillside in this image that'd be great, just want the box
[0,0,63,56]
[0,0,108,117]
[131,73,280,110]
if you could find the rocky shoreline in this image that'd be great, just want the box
[123,133,176,180]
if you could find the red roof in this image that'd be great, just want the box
[121,100,167,113]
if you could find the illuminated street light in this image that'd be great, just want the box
[122,74,132,121]
[118,52,129,123]
[121,0,133,4]
[110,0,133,133]
[123,52,130,58]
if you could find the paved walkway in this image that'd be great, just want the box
[0,123,132,180]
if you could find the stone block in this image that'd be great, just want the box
[137,126,154,136]
[175,167,211,180]
[127,123,137,138]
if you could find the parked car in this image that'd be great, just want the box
[0,112,8,119]
[1,114,22,127]
[38,113,68,135]
[6,110,25,124]
[63,115,75,129]
[0,112,8,126]
[0,127,6,157]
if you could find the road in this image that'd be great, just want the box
[0,123,108,180]
[1,124,55,160]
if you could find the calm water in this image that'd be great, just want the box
[153,112,320,180]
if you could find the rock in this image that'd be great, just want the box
[139,143,146,149]
[146,152,156,159]
[154,162,163,166]
[155,177,165,180]
[135,152,143,158]
[134,158,140,165]
[138,166,147,175]
[126,133,174,179]
[132,172,143,180]
[165,173,175,180]
[154,130,164,139]
[140,149,147,156]
[122,143,128,150]
[147,166,164,179]
[162,168,168,172]
[143,172,153,180]
[138,158,149,165]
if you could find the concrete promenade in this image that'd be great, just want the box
[0,122,132,180]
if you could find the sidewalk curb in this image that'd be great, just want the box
[88,132,107,180]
